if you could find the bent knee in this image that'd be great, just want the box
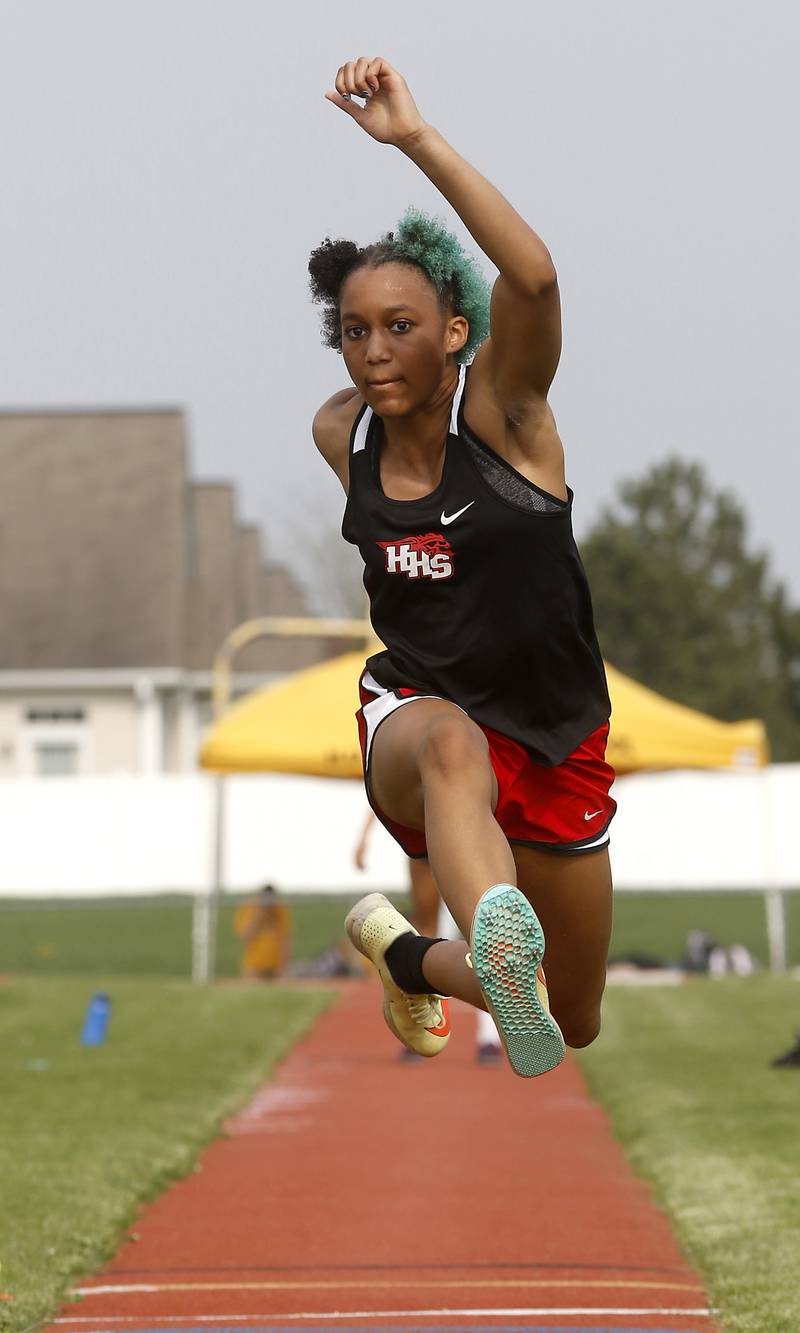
[417,714,491,783]
[556,1008,602,1049]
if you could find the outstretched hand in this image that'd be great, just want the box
[326,57,427,148]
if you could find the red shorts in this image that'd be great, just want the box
[356,670,616,858]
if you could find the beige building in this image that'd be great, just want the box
[0,408,343,775]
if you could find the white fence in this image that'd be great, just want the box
[1,766,797,968]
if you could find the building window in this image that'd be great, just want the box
[35,742,80,776]
[26,707,86,723]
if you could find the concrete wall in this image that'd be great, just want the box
[185,483,237,669]
[0,411,186,667]
[0,410,337,679]
[234,526,262,624]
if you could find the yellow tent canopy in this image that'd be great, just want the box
[199,652,768,777]
[202,651,365,778]
[602,664,766,772]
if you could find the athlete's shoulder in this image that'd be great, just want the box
[313,386,362,440]
[313,387,363,459]
[312,387,363,492]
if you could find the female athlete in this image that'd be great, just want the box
[311,57,615,1078]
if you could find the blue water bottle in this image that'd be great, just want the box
[81,992,111,1046]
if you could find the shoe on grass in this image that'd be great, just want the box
[345,893,451,1059]
[470,884,565,1079]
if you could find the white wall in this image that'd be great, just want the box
[0,773,403,896]
[610,765,796,891]
[0,766,798,898]
[0,775,214,895]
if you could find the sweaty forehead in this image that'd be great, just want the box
[340,262,438,317]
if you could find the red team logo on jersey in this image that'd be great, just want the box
[378,533,454,581]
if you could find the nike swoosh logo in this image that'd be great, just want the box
[440,501,475,525]
[426,999,451,1037]
[584,809,604,821]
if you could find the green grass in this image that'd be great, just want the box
[609,890,800,969]
[1,941,799,1333]
[0,977,334,1333]
[0,893,353,978]
[577,975,800,1333]
[2,889,798,979]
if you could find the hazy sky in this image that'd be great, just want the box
[2,0,798,608]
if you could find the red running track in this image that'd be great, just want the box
[48,983,718,1333]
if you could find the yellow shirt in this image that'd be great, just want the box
[234,901,292,975]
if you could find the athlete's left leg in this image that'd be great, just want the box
[512,845,613,1048]
[408,857,441,938]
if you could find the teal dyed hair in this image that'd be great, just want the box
[308,208,491,363]
[380,208,491,363]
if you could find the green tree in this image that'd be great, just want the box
[581,458,800,760]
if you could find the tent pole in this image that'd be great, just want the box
[199,614,375,983]
[765,887,787,973]
[192,773,225,983]
[192,890,210,983]
[757,765,785,972]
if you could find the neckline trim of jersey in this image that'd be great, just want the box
[357,363,467,507]
[351,362,466,457]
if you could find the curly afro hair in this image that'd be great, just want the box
[308,207,491,364]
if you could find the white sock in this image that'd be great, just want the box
[436,898,460,940]
[476,1007,501,1047]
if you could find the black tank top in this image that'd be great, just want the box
[341,363,610,765]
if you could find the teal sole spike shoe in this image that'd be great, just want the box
[470,884,565,1078]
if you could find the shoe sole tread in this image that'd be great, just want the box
[471,885,565,1078]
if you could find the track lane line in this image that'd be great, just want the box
[74,1280,706,1296]
[56,1305,717,1321]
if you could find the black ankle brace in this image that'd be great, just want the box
[385,932,443,994]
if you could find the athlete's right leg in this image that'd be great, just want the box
[438,891,503,1061]
[368,698,515,1007]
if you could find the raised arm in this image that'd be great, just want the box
[327,58,561,426]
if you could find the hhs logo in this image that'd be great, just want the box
[378,532,454,582]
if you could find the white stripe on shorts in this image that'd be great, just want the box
[360,670,451,770]
[575,828,611,852]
